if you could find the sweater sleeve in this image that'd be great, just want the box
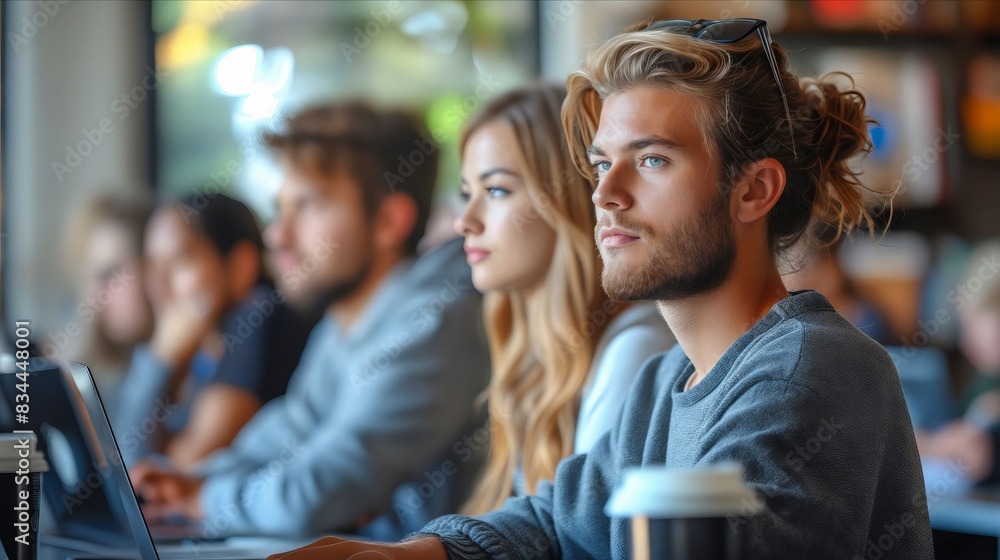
[112,345,174,466]
[576,325,671,452]
[416,450,610,560]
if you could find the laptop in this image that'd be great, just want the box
[0,358,312,559]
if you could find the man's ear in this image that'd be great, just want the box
[373,193,418,253]
[226,240,262,299]
[732,158,786,225]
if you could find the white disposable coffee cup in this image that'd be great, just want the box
[606,463,762,560]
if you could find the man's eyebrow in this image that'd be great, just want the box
[460,167,520,184]
[588,136,682,158]
[626,135,683,152]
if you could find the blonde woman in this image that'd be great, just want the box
[453,84,675,514]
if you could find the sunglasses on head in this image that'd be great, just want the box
[646,18,797,160]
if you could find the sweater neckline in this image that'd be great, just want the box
[669,290,832,405]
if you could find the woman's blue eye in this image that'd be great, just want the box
[459,190,471,202]
[592,161,611,173]
[486,187,510,198]
[643,156,666,167]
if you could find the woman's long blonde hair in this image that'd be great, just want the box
[461,84,616,515]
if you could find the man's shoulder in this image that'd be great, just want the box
[391,237,480,313]
[408,237,472,287]
[743,302,899,402]
[349,238,488,369]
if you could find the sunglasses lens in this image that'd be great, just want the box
[697,20,759,42]
[647,19,694,33]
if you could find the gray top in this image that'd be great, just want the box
[574,303,674,453]
[420,290,934,559]
[513,303,674,496]
[197,238,491,541]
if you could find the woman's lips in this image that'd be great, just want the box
[272,252,301,272]
[465,247,491,264]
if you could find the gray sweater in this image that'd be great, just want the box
[419,290,934,559]
[197,238,491,540]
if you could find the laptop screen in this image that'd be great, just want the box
[0,358,159,559]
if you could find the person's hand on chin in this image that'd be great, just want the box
[266,535,448,560]
[149,293,220,369]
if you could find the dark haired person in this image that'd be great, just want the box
[271,19,933,560]
[130,103,491,541]
[114,194,312,468]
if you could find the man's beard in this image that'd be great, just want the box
[310,260,372,310]
[280,245,374,316]
[598,192,736,302]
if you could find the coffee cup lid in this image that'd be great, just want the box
[0,433,50,473]
[605,462,762,518]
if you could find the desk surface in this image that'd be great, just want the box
[930,492,1000,538]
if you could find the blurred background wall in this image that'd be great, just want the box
[4,0,152,341]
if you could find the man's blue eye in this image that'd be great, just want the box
[643,156,666,167]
